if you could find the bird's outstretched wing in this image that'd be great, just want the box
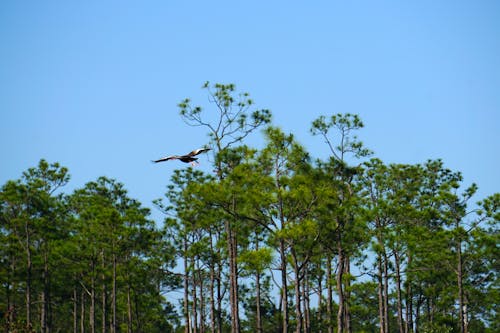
[152,148,210,164]
[187,148,211,156]
[152,155,179,163]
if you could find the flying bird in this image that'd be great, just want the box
[152,148,211,166]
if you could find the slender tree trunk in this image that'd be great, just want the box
[255,238,263,333]
[209,231,216,333]
[127,284,133,333]
[337,243,345,333]
[25,222,32,331]
[232,227,240,332]
[91,261,96,333]
[375,220,389,333]
[111,253,117,333]
[377,254,385,333]
[217,259,223,333]
[405,282,413,333]
[41,292,46,333]
[383,252,390,333]
[209,263,216,333]
[277,171,289,333]
[457,234,467,333]
[41,246,51,333]
[394,251,404,333]
[81,290,85,333]
[292,249,302,333]
[192,268,198,333]
[226,220,235,332]
[326,256,333,333]
[303,270,311,333]
[101,251,107,333]
[102,289,107,333]
[344,255,351,333]
[317,261,323,333]
[279,239,289,333]
[225,214,240,333]
[405,254,413,333]
[183,238,191,333]
[200,267,206,333]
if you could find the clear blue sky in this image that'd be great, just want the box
[1,1,499,220]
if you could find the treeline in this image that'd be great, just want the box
[0,163,179,332]
[1,83,498,333]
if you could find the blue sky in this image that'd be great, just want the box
[1,0,499,221]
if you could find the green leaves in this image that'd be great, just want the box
[3,82,499,332]
[0,161,176,331]
[311,113,372,161]
[239,247,273,275]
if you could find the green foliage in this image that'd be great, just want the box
[239,247,274,275]
[0,161,177,332]
[2,85,498,332]
[311,113,372,160]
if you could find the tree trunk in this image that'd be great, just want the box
[326,256,333,333]
[91,261,96,333]
[255,238,263,333]
[25,221,32,331]
[394,251,404,333]
[101,251,107,333]
[383,252,390,333]
[457,234,467,333]
[375,220,389,333]
[81,290,85,333]
[192,267,198,333]
[303,270,311,333]
[317,261,323,333]
[225,216,240,333]
[344,255,351,333]
[40,292,46,333]
[183,238,191,333]
[377,254,385,333]
[41,245,51,333]
[405,254,413,333]
[209,231,216,333]
[127,284,133,333]
[209,263,216,333]
[405,282,413,333]
[199,266,206,333]
[279,239,289,333]
[217,260,223,333]
[337,244,345,333]
[111,253,117,333]
[292,249,302,333]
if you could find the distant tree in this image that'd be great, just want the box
[311,113,371,333]
[349,281,379,332]
[252,127,316,333]
[69,176,175,333]
[177,82,271,333]
[467,194,499,332]
[0,159,69,332]
[156,167,218,333]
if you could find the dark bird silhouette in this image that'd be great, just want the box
[152,148,211,166]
